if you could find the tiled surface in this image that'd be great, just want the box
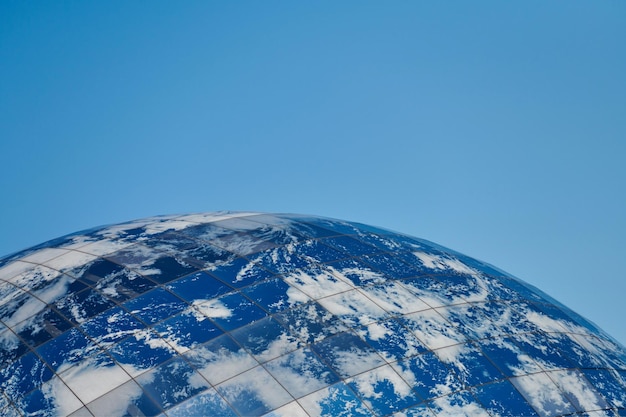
[0,212,625,416]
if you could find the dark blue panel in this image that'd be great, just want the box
[511,332,577,370]
[0,331,29,371]
[207,293,267,331]
[143,256,199,284]
[441,343,504,387]
[347,366,423,415]
[153,312,223,350]
[361,253,422,279]
[242,277,308,313]
[303,382,374,417]
[137,357,208,411]
[36,327,95,371]
[393,352,461,400]
[583,370,626,409]
[0,352,53,402]
[209,257,274,288]
[109,330,174,371]
[472,380,540,416]
[122,288,187,325]
[479,338,536,377]
[80,306,144,347]
[166,271,233,302]
[290,240,347,263]
[54,287,116,324]
[274,302,348,344]
[230,316,300,361]
[16,307,73,348]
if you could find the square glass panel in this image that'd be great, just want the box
[215,365,293,416]
[392,351,462,400]
[198,292,266,331]
[166,271,233,302]
[209,257,274,288]
[152,310,223,353]
[36,327,96,371]
[347,364,422,415]
[79,306,144,348]
[86,379,162,417]
[54,287,116,324]
[355,318,428,363]
[326,258,387,286]
[311,332,385,379]
[122,288,187,325]
[472,380,539,417]
[184,334,257,385]
[136,357,209,411]
[230,316,301,363]
[317,289,389,327]
[108,329,175,376]
[265,347,339,398]
[0,352,53,403]
[274,302,348,345]
[510,372,576,417]
[242,277,310,314]
[299,381,373,417]
[164,387,238,417]
[321,235,381,257]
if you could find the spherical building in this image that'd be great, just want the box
[0,212,625,417]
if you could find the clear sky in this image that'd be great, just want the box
[1,2,625,345]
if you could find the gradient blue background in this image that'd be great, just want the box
[1,2,625,345]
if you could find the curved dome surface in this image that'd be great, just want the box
[0,212,625,417]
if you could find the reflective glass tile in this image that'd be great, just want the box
[152,311,223,352]
[472,380,539,417]
[141,255,199,284]
[54,287,116,324]
[347,364,422,415]
[427,390,488,416]
[311,332,386,379]
[361,253,422,279]
[58,351,132,405]
[265,347,340,398]
[166,271,233,302]
[326,257,387,286]
[21,377,82,417]
[215,365,293,416]
[317,289,389,327]
[80,306,144,348]
[0,352,53,402]
[549,369,609,412]
[86,379,162,417]
[434,343,503,387]
[355,318,428,362]
[391,351,461,400]
[582,369,626,409]
[108,330,175,376]
[510,332,577,371]
[164,388,238,417]
[321,235,381,257]
[230,316,301,362]
[200,292,267,331]
[299,381,374,417]
[0,331,29,371]
[274,302,348,344]
[209,257,274,288]
[136,357,209,411]
[184,334,257,385]
[479,338,544,377]
[122,288,187,325]
[290,240,347,263]
[16,307,74,348]
[36,327,96,371]
[242,277,310,314]
[510,372,576,417]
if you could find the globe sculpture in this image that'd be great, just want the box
[0,212,625,417]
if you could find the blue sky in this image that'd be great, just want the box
[1,2,625,345]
